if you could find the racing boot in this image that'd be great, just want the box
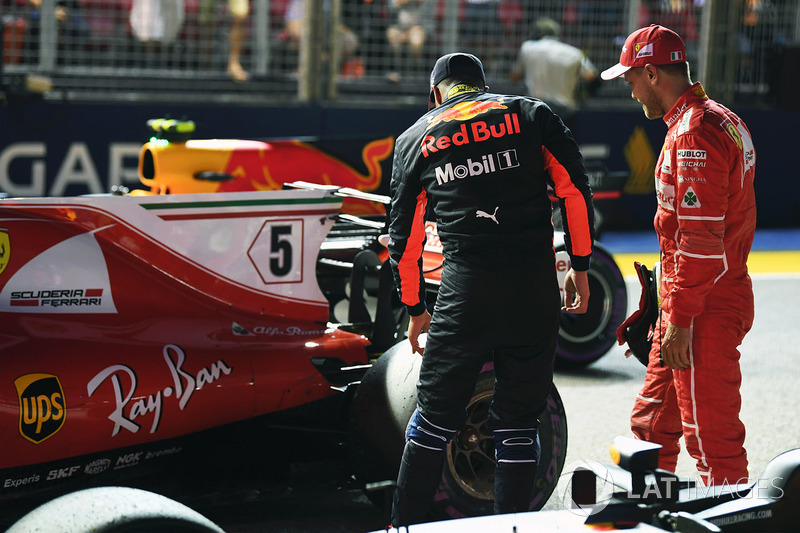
[493,460,538,514]
[391,440,445,527]
[493,427,540,514]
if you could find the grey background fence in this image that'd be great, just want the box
[2,0,799,107]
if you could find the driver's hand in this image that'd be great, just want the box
[407,310,431,355]
[562,268,590,314]
[660,322,691,370]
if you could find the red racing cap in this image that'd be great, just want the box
[428,52,486,110]
[601,24,687,80]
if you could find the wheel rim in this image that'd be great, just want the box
[445,389,496,501]
[559,269,613,343]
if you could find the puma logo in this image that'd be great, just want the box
[476,207,499,224]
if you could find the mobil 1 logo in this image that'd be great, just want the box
[496,149,519,170]
[434,149,519,186]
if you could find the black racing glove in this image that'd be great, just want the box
[616,261,659,366]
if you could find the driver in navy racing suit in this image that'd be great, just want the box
[388,52,595,526]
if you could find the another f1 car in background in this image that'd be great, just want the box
[133,118,628,367]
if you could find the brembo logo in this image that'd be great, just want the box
[421,113,521,158]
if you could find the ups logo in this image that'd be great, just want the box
[15,373,66,444]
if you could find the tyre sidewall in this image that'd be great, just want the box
[432,368,568,519]
[556,244,627,367]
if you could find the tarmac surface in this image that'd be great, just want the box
[195,229,800,532]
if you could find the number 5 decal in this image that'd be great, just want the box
[269,225,293,277]
[248,219,304,284]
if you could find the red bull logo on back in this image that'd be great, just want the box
[421,113,521,158]
[426,98,508,130]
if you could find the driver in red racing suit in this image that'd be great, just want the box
[388,52,594,526]
[602,25,756,486]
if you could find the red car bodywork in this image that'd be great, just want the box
[0,190,371,482]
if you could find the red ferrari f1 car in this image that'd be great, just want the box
[0,123,627,528]
[0,184,568,528]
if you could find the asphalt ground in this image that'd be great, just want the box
[546,228,800,513]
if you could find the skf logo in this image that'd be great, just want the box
[15,373,66,444]
[0,228,9,275]
[427,99,507,130]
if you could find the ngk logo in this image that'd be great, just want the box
[15,373,66,444]
[116,452,143,468]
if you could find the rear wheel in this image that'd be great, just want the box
[556,243,627,367]
[433,372,567,518]
[348,342,567,521]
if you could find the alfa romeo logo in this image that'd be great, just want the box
[683,191,698,206]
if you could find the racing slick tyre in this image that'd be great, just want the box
[555,242,627,368]
[6,486,224,533]
[433,372,567,518]
[348,340,568,521]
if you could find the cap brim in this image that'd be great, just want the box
[600,63,631,81]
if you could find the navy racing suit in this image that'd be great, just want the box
[388,86,594,450]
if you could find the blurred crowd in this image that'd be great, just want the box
[1,0,793,105]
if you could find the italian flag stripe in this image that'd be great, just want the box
[140,197,340,211]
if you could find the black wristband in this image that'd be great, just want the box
[407,302,427,316]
